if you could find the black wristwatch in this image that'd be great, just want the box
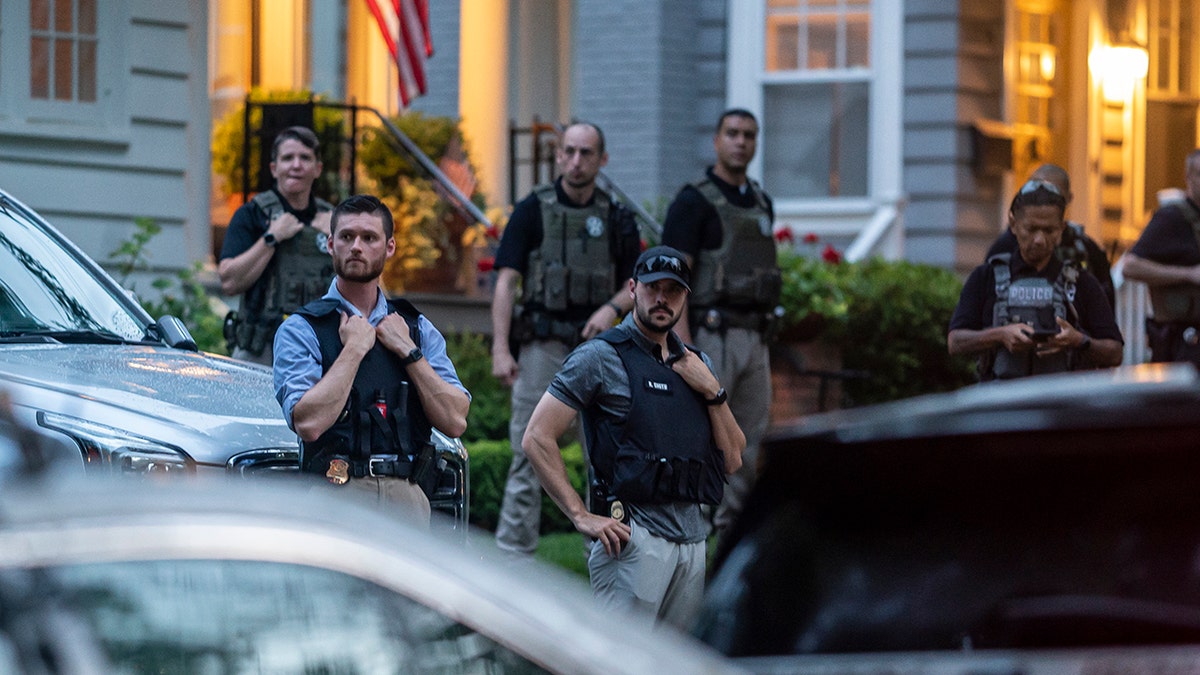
[704,387,728,406]
[262,232,278,248]
[400,347,423,365]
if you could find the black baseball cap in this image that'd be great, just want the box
[633,246,691,291]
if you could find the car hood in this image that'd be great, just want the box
[0,343,293,463]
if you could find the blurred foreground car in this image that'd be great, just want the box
[696,364,1200,674]
[0,479,741,674]
[0,187,466,525]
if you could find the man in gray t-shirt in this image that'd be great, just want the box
[523,246,746,628]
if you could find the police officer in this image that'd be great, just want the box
[220,126,334,365]
[1122,148,1200,364]
[273,195,470,525]
[948,180,1123,379]
[490,121,641,556]
[523,246,745,627]
[985,164,1115,311]
[661,108,778,541]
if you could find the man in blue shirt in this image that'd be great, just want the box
[274,195,470,525]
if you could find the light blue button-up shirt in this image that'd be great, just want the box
[273,280,469,430]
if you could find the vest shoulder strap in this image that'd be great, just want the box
[386,298,424,348]
[534,183,557,204]
[251,190,283,218]
[293,297,340,319]
[988,253,1012,323]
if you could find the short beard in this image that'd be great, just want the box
[634,304,679,335]
[333,257,384,283]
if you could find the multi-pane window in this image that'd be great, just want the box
[762,0,871,198]
[29,0,98,102]
[1149,0,1199,96]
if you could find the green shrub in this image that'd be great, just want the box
[444,332,511,444]
[833,258,975,404]
[109,218,228,355]
[466,439,585,534]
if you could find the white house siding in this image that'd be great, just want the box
[0,1,210,281]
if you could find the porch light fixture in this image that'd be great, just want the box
[1089,44,1149,102]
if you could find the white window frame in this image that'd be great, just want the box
[0,0,130,143]
[727,0,902,216]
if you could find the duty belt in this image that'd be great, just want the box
[351,454,413,479]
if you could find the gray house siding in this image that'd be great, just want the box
[0,1,210,282]
[410,0,462,120]
[573,0,725,220]
[903,0,1004,275]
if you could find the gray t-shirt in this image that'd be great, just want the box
[547,315,715,544]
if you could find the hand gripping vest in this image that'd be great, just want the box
[293,297,433,474]
[987,253,1078,379]
[1148,201,1200,322]
[584,329,726,506]
[689,179,781,311]
[235,190,335,356]
[520,184,617,321]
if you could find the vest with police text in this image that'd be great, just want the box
[988,254,1078,379]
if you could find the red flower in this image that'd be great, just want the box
[477,256,495,272]
[774,228,795,244]
[821,244,842,265]
[485,225,500,240]
[803,232,819,244]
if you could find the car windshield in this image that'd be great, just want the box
[0,197,146,342]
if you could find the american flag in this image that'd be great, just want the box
[364,0,434,108]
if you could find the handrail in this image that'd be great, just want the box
[844,197,906,262]
[363,107,493,229]
[597,172,662,238]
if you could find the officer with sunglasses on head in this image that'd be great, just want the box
[948,181,1123,380]
[523,246,745,628]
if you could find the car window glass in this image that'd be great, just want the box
[24,559,552,674]
[0,206,144,340]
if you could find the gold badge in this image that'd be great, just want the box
[326,458,349,485]
[609,500,625,522]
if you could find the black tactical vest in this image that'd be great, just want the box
[689,179,781,311]
[293,297,432,472]
[584,329,725,506]
[236,190,334,355]
[987,254,1077,379]
[520,184,617,320]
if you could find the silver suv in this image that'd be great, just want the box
[0,188,467,527]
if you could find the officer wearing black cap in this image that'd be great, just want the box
[948,180,1123,379]
[523,245,746,628]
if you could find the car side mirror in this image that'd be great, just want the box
[153,316,198,351]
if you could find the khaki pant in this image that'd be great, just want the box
[233,343,273,367]
[694,326,771,537]
[495,340,582,555]
[313,475,431,529]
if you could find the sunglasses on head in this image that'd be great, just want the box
[1011,179,1067,211]
[638,255,685,275]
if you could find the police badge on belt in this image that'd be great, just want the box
[326,458,350,485]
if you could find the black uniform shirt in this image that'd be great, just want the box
[1129,199,1200,267]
